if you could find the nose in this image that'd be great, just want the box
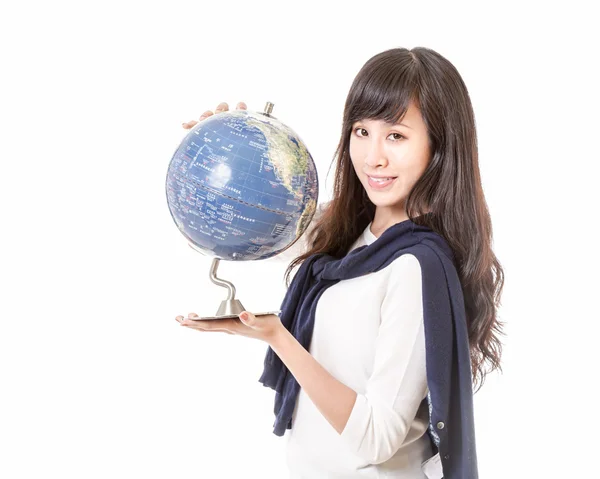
[364,139,388,169]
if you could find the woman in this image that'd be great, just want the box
[177,46,505,479]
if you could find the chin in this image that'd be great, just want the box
[373,199,405,209]
[364,189,405,207]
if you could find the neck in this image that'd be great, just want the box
[370,206,410,238]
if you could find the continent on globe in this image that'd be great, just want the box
[165,107,319,261]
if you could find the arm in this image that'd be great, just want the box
[338,254,428,464]
[268,325,357,435]
[268,254,428,465]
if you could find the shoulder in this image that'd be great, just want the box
[383,253,422,296]
[388,253,422,280]
[380,254,424,324]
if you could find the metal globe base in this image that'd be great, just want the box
[185,247,281,320]
[216,298,246,317]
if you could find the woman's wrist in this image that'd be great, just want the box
[267,321,289,347]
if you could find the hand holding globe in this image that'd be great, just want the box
[181,101,248,129]
[176,101,285,342]
[175,310,284,344]
[168,100,319,326]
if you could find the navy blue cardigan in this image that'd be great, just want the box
[259,217,478,478]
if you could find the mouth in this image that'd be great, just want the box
[367,175,397,189]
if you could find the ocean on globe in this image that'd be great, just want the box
[165,108,319,261]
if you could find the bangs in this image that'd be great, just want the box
[346,58,418,127]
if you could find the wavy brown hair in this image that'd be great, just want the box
[284,46,505,393]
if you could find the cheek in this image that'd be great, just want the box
[401,164,425,187]
[349,141,358,160]
[396,146,429,179]
[401,163,428,194]
[349,143,363,170]
[411,155,430,181]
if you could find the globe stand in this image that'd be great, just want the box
[210,257,245,317]
[186,247,281,321]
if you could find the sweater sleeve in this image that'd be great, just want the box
[339,253,429,465]
[269,201,328,264]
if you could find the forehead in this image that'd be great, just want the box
[360,101,423,129]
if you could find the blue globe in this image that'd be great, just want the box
[165,107,319,261]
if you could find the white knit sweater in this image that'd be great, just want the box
[272,203,433,478]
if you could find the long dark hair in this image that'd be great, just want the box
[285,47,505,393]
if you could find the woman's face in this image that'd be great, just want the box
[349,100,431,217]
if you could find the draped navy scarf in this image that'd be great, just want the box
[258,216,478,478]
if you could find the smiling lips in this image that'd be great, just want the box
[367,175,397,189]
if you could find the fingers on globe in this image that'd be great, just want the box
[199,110,214,121]
[215,102,228,113]
[184,102,246,129]
[182,120,198,129]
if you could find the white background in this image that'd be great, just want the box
[1,0,598,477]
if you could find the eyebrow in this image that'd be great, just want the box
[387,120,412,130]
[356,120,413,130]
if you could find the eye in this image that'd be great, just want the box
[353,127,405,141]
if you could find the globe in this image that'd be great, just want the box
[165,104,319,262]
